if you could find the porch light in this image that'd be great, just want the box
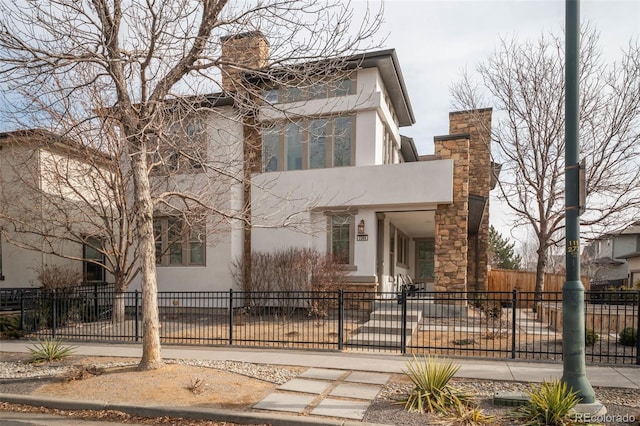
[357,219,365,235]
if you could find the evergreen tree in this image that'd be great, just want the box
[489,225,522,270]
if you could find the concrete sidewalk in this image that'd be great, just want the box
[1,341,637,389]
[1,341,638,425]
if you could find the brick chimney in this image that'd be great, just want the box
[220,31,269,91]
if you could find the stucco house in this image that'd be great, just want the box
[582,221,640,286]
[0,32,495,296]
[0,130,116,287]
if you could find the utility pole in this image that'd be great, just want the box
[562,0,595,403]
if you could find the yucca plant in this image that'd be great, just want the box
[448,404,494,425]
[512,379,580,426]
[399,355,469,414]
[28,338,77,363]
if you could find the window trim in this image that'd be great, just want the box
[326,212,356,267]
[154,216,206,267]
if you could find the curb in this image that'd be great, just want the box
[0,393,392,426]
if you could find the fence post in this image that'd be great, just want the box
[51,289,57,339]
[511,289,517,359]
[134,290,139,342]
[20,293,25,332]
[229,289,234,346]
[93,282,99,321]
[338,289,344,351]
[636,291,640,366]
[401,287,407,354]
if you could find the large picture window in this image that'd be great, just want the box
[154,216,205,266]
[262,116,353,172]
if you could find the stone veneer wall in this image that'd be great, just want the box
[433,134,470,295]
[220,31,270,91]
[449,109,493,292]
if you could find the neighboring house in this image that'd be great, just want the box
[582,221,640,286]
[0,130,114,287]
[0,32,495,296]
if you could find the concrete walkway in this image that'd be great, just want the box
[1,341,639,425]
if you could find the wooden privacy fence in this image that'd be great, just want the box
[488,269,590,307]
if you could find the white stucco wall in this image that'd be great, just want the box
[251,160,453,283]
[132,106,245,292]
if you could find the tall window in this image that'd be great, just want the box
[416,239,435,280]
[330,215,352,264]
[154,216,205,266]
[389,225,395,278]
[333,116,352,167]
[397,231,409,266]
[309,119,327,169]
[83,237,106,282]
[262,116,353,172]
[286,122,303,170]
[263,127,280,172]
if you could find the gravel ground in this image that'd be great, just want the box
[1,356,639,425]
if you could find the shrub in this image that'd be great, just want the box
[619,327,638,347]
[28,338,77,363]
[512,379,579,426]
[231,248,347,320]
[31,265,86,329]
[585,329,599,346]
[35,265,82,290]
[0,315,24,339]
[399,355,469,415]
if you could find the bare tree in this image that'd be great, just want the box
[451,25,640,300]
[0,0,382,369]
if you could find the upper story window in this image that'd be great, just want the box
[261,76,356,105]
[152,118,206,174]
[262,116,354,172]
[154,216,205,266]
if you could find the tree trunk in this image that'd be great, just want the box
[533,242,548,312]
[112,275,127,324]
[130,145,164,371]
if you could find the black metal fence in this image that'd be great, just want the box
[2,287,639,365]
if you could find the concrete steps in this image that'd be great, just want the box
[346,305,423,348]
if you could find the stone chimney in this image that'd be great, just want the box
[220,31,269,91]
